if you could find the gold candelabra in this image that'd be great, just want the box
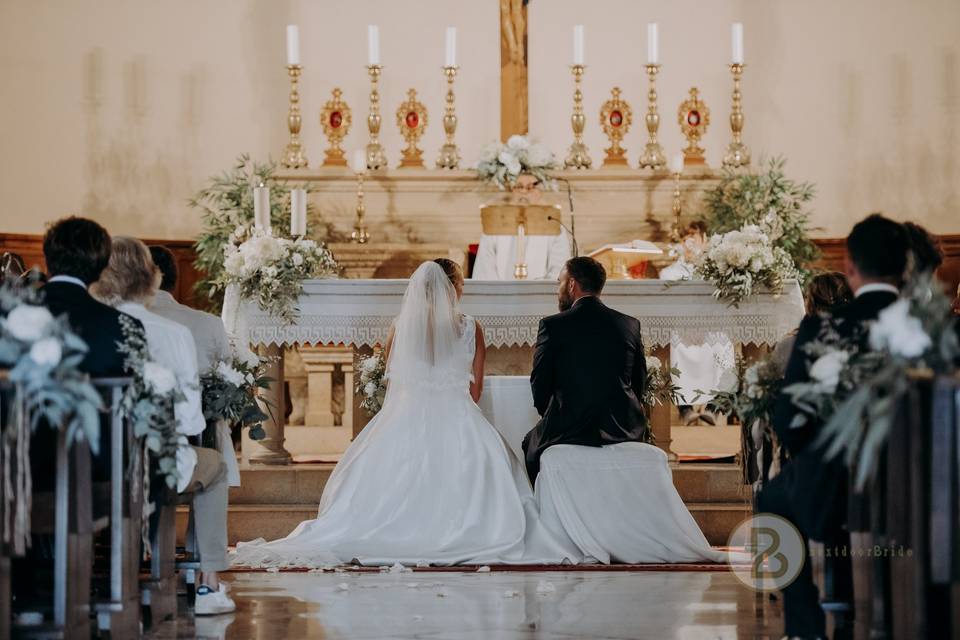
[365,65,387,170]
[638,64,666,170]
[281,65,308,169]
[352,168,370,244]
[670,170,682,243]
[564,65,592,169]
[722,63,751,169]
[436,66,461,169]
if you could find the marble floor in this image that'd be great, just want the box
[146,570,783,640]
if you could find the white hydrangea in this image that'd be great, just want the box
[29,337,63,367]
[216,360,246,387]
[143,361,177,395]
[6,304,54,342]
[869,299,931,359]
[809,349,850,393]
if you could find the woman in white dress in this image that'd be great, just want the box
[233,260,580,568]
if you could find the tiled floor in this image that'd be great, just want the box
[147,570,783,639]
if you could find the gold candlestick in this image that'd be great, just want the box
[670,170,682,243]
[638,64,666,170]
[564,65,592,169]
[436,65,461,169]
[365,65,387,170]
[352,169,370,244]
[722,63,751,169]
[281,65,308,169]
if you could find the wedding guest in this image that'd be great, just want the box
[1,251,25,279]
[147,245,231,372]
[771,271,854,371]
[903,221,943,279]
[92,237,235,615]
[759,213,908,640]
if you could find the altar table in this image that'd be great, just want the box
[225,279,805,464]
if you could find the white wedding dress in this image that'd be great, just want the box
[233,263,581,568]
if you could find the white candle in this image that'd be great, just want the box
[731,23,744,64]
[253,185,271,233]
[572,25,584,65]
[290,188,307,237]
[352,149,368,173]
[669,152,684,174]
[286,25,300,66]
[647,23,659,65]
[445,26,457,67]
[368,25,380,66]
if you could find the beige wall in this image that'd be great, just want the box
[1,0,958,240]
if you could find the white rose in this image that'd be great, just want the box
[6,304,54,342]
[505,135,529,152]
[479,143,500,163]
[364,381,377,397]
[362,357,379,373]
[645,356,662,371]
[869,299,931,359]
[143,361,177,395]
[498,151,521,177]
[223,251,244,277]
[809,349,850,393]
[291,252,304,267]
[29,337,63,367]
[235,347,261,370]
[216,361,246,387]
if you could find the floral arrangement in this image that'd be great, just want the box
[695,224,797,306]
[476,135,557,190]
[0,279,103,553]
[117,315,185,489]
[643,356,683,407]
[200,348,271,441]
[788,273,959,488]
[191,154,340,312]
[355,349,387,416]
[221,226,339,323]
[700,156,820,284]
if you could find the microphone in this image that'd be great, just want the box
[552,177,579,257]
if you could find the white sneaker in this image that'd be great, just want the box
[195,584,236,616]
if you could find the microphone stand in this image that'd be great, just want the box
[553,177,579,257]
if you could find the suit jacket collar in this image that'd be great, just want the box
[572,295,601,309]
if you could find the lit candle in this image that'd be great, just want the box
[445,26,457,67]
[647,23,659,65]
[290,188,307,237]
[731,23,744,64]
[253,184,271,233]
[286,25,300,66]
[669,152,684,174]
[351,149,368,173]
[572,25,584,65]
[368,25,380,66]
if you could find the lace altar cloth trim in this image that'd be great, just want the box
[230,279,806,348]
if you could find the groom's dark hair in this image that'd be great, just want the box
[565,256,606,294]
[846,213,908,281]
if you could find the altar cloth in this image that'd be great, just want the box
[225,279,805,349]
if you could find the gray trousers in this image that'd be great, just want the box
[182,446,229,572]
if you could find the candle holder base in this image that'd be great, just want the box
[282,143,308,170]
[351,227,370,244]
[638,142,666,170]
[513,263,528,280]
[365,144,387,171]
[436,143,461,169]
[722,141,751,169]
[564,143,592,170]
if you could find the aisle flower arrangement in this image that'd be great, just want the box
[200,348,272,441]
[476,135,557,190]
[643,356,683,407]
[695,224,797,306]
[117,315,185,489]
[355,349,387,416]
[222,226,339,323]
[789,273,959,488]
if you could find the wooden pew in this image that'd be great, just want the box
[140,470,178,627]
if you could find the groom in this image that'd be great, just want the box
[522,256,649,483]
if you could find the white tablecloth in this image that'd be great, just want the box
[477,375,538,462]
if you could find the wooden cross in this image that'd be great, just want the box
[499,0,528,140]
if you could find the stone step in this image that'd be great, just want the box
[179,500,750,549]
[228,462,749,505]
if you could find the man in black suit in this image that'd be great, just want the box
[522,256,649,484]
[33,217,143,487]
[759,213,908,640]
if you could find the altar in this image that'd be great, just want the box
[227,278,805,465]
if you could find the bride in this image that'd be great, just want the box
[233,259,581,567]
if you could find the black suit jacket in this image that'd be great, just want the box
[764,289,898,539]
[31,281,142,489]
[522,296,649,483]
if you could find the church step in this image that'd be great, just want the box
[178,501,751,549]
[228,462,749,505]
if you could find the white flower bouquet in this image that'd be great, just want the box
[200,348,272,441]
[355,349,387,416]
[222,226,339,323]
[642,356,683,407]
[695,224,797,306]
[475,135,557,190]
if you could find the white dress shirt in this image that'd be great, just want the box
[117,301,204,492]
[47,274,89,289]
[149,290,232,372]
[854,283,899,298]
